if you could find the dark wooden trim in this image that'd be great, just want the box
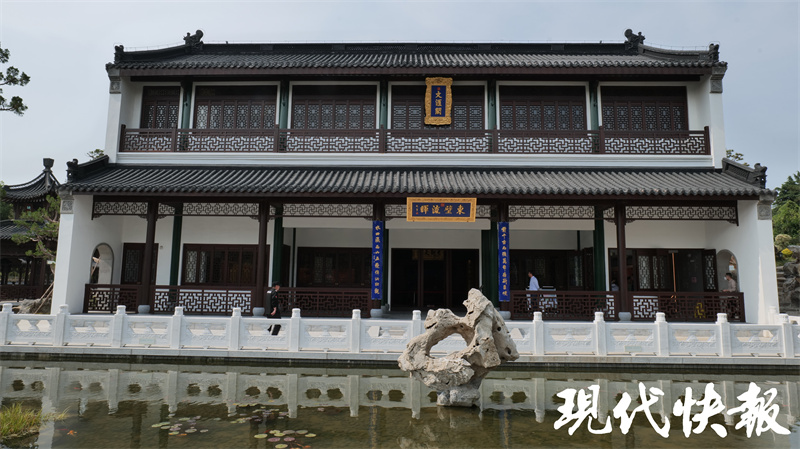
[140,201,158,310]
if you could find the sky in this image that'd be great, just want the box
[0,0,798,189]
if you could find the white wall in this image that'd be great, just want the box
[53,196,124,313]
[705,200,778,323]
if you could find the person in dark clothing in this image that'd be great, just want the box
[266,283,281,336]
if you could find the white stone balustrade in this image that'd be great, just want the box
[1,303,798,359]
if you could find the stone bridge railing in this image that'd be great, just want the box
[1,304,798,359]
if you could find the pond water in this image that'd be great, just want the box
[1,360,798,448]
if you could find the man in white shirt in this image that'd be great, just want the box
[527,271,540,291]
[526,271,540,312]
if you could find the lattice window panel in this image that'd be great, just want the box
[703,253,717,291]
[279,204,373,218]
[509,205,595,220]
[603,205,737,224]
[193,86,277,130]
[499,86,585,131]
[141,87,180,129]
[600,87,688,132]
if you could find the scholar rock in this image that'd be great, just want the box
[398,288,519,407]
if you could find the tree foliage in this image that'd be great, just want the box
[0,182,12,220]
[0,43,30,115]
[11,196,60,262]
[725,149,748,166]
[772,200,800,244]
[87,149,105,160]
[774,172,800,211]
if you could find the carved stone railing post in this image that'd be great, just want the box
[169,307,184,349]
[111,305,126,348]
[53,304,69,346]
[411,310,423,338]
[0,303,11,346]
[655,313,669,357]
[229,308,242,351]
[594,312,607,356]
[349,309,362,353]
[717,313,732,358]
[289,309,301,352]
[779,314,796,359]
[533,311,544,356]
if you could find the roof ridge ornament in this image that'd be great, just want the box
[624,29,645,50]
[183,30,204,47]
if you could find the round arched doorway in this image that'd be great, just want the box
[90,244,114,284]
[716,250,738,292]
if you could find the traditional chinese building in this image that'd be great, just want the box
[52,29,778,322]
[1,159,59,301]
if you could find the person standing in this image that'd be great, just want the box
[527,271,540,291]
[266,283,282,336]
[722,273,737,292]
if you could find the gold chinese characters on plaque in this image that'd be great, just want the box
[407,197,477,222]
[424,77,453,126]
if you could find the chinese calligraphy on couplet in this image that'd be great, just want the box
[555,382,790,438]
[498,222,510,302]
[371,221,383,301]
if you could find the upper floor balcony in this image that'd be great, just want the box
[119,125,710,155]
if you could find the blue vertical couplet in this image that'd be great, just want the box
[498,222,510,302]
[371,221,384,302]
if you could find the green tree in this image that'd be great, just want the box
[725,149,749,166]
[774,172,800,210]
[86,149,105,160]
[772,201,800,244]
[0,182,12,220]
[11,195,60,262]
[0,43,30,115]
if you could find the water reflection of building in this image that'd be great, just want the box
[52,29,777,323]
[1,362,797,447]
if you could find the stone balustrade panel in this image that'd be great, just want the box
[65,316,114,346]
[729,324,783,356]
[360,320,415,352]
[6,315,56,345]
[542,323,596,355]
[239,317,289,350]
[605,323,658,355]
[181,316,232,349]
[298,319,351,352]
[121,316,172,348]
[667,323,721,356]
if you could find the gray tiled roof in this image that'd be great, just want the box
[108,40,724,74]
[0,220,26,240]
[64,166,765,199]
[110,51,717,71]
[3,171,60,202]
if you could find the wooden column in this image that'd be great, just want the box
[139,200,158,312]
[593,207,606,291]
[271,205,284,285]
[614,204,629,314]
[255,202,270,309]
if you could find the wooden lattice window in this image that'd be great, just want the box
[120,243,157,285]
[391,85,485,130]
[140,87,180,129]
[193,86,277,129]
[182,244,267,286]
[499,86,586,131]
[601,86,688,131]
[296,247,370,288]
[291,85,376,129]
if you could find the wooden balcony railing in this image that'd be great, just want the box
[0,285,46,301]
[508,290,744,322]
[84,284,374,317]
[120,125,710,155]
[278,287,374,318]
[84,284,141,313]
